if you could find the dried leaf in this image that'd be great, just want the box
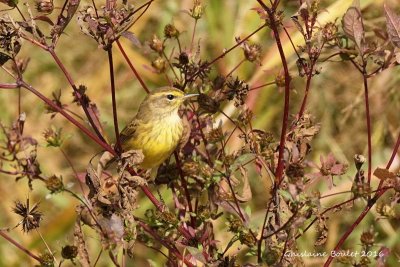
[342,6,364,50]
[235,166,252,202]
[395,51,400,64]
[34,15,54,26]
[373,167,397,180]
[186,246,207,264]
[314,217,328,246]
[121,31,141,48]
[384,4,400,48]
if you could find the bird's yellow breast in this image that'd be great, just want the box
[122,114,183,169]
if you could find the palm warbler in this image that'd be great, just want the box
[119,87,197,169]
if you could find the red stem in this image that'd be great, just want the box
[116,40,150,94]
[107,47,121,153]
[19,81,115,154]
[298,67,313,118]
[48,48,106,143]
[362,71,372,185]
[0,230,42,263]
[174,152,195,227]
[0,83,19,89]
[137,221,195,267]
[324,131,400,266]
[257,0,291,183]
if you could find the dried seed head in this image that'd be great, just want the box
[275,73,285,87]
[286,162,305,179]
[13,199,42,232]
[43,127,63,147]
[354,154,365,170]
[149,34,164,54]
[335,251,353,265]
[61,245,78,260]
[39,252,54,267]
[151,57,166,73]
[228,216,242,232]
[213,75,226,90]
[164,24,179,39]
[178,52,189,65]
[322,22,338,41]
[226,77,249,107]
[12,58,30,75]
[36,0,54,13]
[198,93,220,114]
[263,248,280,265]
[182,161,200,176]
[207,126,224,143]
[190,0,204,20]
[239,230,256,247]
[46,175,64,193]
[360,227,375,246]
[243,42,262,63]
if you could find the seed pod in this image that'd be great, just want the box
[149,34,164,54]
[151,57,166,73]
[198,93,220,114]
[164,24,179,39]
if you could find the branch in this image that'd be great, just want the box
[48,48,106,143]
[256,0,291,183]
[116,40,150,94]
[0,230,42,264]
[107,47,121,153]
[323,130,400,266]
[19,80,114,154]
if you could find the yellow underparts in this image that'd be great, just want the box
[122,115,183,169]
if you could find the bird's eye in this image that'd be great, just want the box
[166,94,175,100]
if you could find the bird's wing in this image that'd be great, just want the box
[119,119,138,146]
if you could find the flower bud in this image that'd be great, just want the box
[149,34,164,54]
[151,57,166,73]
[164,24,179,39]
[36,0,54,13]
[190,0,204,20]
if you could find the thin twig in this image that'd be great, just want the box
[116,40,150,94]
[107,47,121,153]
[0,230,42,263]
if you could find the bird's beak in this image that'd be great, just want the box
[184,93,199,100]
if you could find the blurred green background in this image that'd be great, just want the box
[1,0,400,266]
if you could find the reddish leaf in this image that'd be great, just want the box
[342,6,364,50]
[121,31,142,48]
[384,4,400,48]
[34,15,54,26]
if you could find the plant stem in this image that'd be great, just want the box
[298,68,314,118]
[107,47,121,153]
[362,70,372,185]
[190,19,198,53]
[323,131,400,266]
[174,152,195,227]
[0,230,42,263]
[257,0,291,183]
[116,40,150,94]
[226,58,245,77]
[48,48,106,142]
[184,23,267,87]
[19,80,114,154]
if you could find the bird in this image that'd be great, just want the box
[118,87,198,169]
